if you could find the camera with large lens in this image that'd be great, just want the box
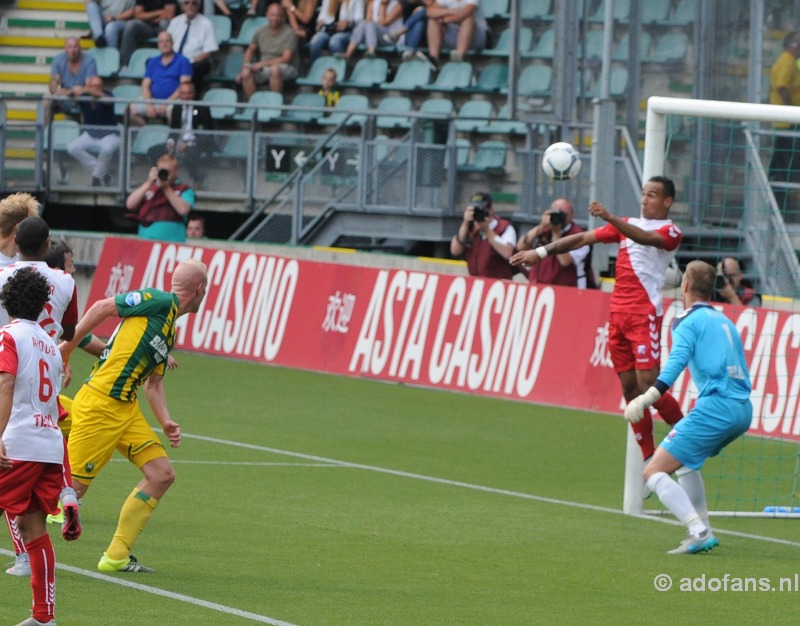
[472,201,488,222]
[715,274,728,292]
[157,168,170,182]
[549,210,567,227]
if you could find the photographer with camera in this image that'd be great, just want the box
[516,198,596,289]
[713,257,761,307]
[125,153,195,242]
[450,192,517,280]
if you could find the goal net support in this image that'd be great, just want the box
[623,96,800,518]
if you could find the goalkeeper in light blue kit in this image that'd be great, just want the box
[624,260,752,554]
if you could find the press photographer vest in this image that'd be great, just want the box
[135,182,191,226]
[466,217,514,280]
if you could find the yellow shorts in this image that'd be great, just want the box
[58,394,73,439]
[67,384,166,486]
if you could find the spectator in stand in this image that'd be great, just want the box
[213,0,258,18]
[318,67,340,106]
[308,0,365,63]
[713,257,762,307]
[163,81,215,188]
[84,0,136,49]
[186,213,206,238]
[340,0,403,61]
[119,0,178,69]
[516,198,596,289]
[128,30,193,126]
[236,3,299,98]
[450,192,516,279]
[49,37,98,118]
[125,153,194,242]
[282,0,320,43]
[168,0,219,95]
[422,0,487,69]
[67,76,121,187]
[394,0,428,58]
[768,31,800,214]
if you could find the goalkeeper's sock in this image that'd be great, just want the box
[647,471,706,533]
[106,488,159,561]
[629,409,655,459]
[652,393,683,426]
[676,467,710,531]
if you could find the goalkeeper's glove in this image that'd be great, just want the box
[624,386,663,424]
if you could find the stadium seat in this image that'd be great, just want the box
[203,87,238,120]
[418,96,454,117]
[665,0,696,26]
[467,62,508,93]
[111,84,141,117]
[588,0,631,22]
[524,28,555,59]
[46,119,80,151]
[379,59,431,91]
[520,0,553,20]
[483,27,533,58]
[584,66,629,98]
[480,0,509,20]
[478,103,528,135]
[339,57,388,88]
[88,47,120,78]
[118,48,160,79]
[642,2,669,22]
[296,55,347,87]
[645,32,689,65]
[318,93,369,127]
[130,125,170,156]
[425,61,473,92]
[275,93,327,124]
[244,90,284,123]
[459,140,508,174]
[207,50,243,84]
[375,96,413,129]
[217,132,251,160]
[229,16,268,47]
[583,30,606,60]
[612,31,652,62]
[505,64,552,98]
[210,15,232,46]
[454,100,493,132]
[446,137,472,169]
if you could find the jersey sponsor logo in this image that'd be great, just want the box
[125,292,143,307]
[637,344,647,356]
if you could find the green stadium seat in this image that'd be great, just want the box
[524,28,554,59]
[229,16,268,47]
[318,93,369,127]
[208,50,243,84]
[444,137,472,169]
[645,32,689,64]
[245,90,284,123]
[217,132,251,160]
[88,47,120,78]
[296,55,347,87]
[612,31,652,62]
[111,84,141,116]
[130,125,170,156]
[504,64,552,98]
[339,57,388,88]
[583,29,606,60]
[584,66,628,98]
[478,103,528,135]
[459,139,508,174]
[520,0,553,20]
[642,2,669,22]
[418,96,454,117]
[203,87,238,120]
[210,15,232,46]
[483,27,533,57]
[454,100,493,132]
[425,61,473,92]
[380,59,431,91]
[665,0,696,26]
[118,48,160,79]
[588,0,631,22]
[467,62,508,93]
[375,96,412,129]
[275,93,327,124]
[480,0,509,20]
[46,120,80,151]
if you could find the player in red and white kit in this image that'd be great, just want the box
[0,217,81,578]
[511,176,686,460]
[0,267,66,626]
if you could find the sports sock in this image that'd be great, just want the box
[26,533,56,623]
[676,467,710,530]
[652,392,683,426]
[629,409,655,459]
[5,510,26,555]
[106,488,159,561]
[646,471,707,535]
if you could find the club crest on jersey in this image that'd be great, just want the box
[637,344,647,356]
[125,292,142,307]
[84,462,95,473]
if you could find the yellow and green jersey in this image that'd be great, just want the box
[85,289,179,402]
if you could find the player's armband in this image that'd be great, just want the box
[78,332,93,349]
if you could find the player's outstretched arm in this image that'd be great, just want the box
[59,297,118,362]
[511,231,596,267]
[590,201,666,248]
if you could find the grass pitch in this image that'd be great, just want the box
[2,350,799,625]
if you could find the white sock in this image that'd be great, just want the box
[646,472,708,536]
[676,467,710,531]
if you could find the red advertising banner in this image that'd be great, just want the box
[87,238,800,441]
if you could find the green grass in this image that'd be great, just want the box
[2,350,799,625]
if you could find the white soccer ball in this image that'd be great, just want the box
[542,142,582,181]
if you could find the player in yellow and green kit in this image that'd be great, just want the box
[60,259,207,573]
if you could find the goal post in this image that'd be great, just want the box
[623,96,800,518]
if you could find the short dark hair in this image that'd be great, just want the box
[0,266,50,321]
[44,239,73,271]
[15,215,49,257]
[648,175,676,200]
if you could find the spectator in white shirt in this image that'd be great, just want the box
[168,0,219,94]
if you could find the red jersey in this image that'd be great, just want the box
[594,217,682,316]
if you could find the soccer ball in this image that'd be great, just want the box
[541,142,582,181]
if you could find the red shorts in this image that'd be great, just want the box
[0,460,62,517]
[608,310,663,373]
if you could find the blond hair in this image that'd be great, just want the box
[0,193,41,238]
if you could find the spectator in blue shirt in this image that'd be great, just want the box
[49,37,98,117]
[625,260,753,556]
[128,30,193,126]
